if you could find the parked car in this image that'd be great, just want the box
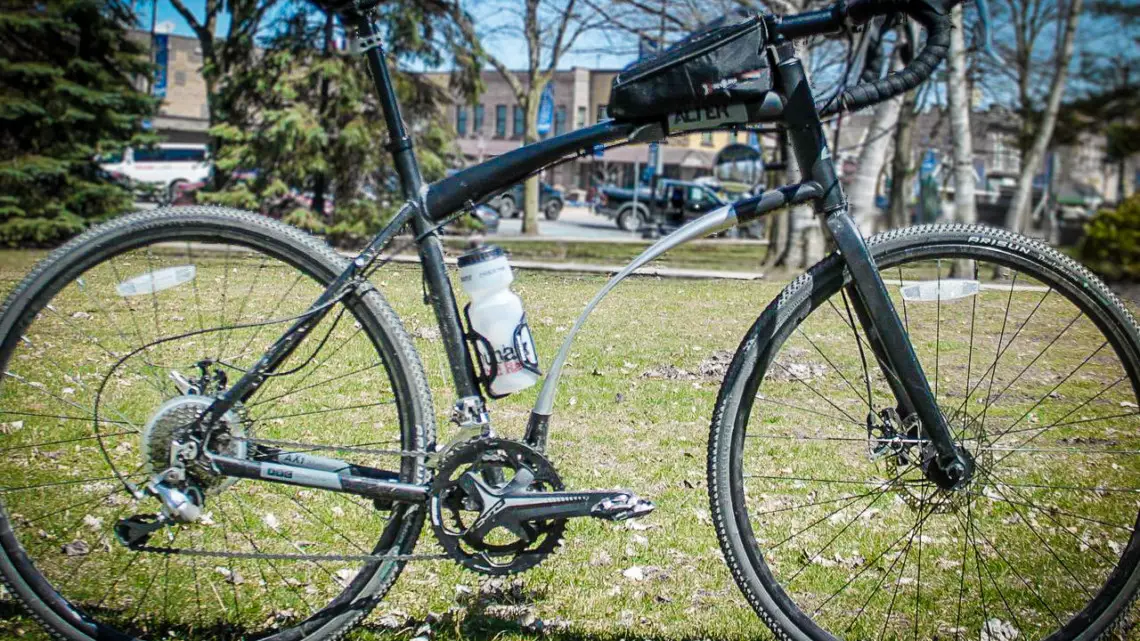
[594,179,724,231]
[100,144,211,202]
[491,181,564,221]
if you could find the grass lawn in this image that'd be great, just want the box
[0,244,1136,641]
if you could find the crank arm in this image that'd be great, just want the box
[460,469,654,543]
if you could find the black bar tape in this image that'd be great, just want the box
[817,0,952,115]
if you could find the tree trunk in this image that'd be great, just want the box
[1005,0,1083,233]
[947,5,976,226]
[765,129,792,267]
[848,58,904,236]
[521,89,541,236]
[310,11,334,221]
[888,89,918,230]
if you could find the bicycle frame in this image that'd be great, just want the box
[197,15,974,503]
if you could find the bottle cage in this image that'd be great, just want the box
[462,304,542,399]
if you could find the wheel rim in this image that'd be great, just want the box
[0,230,419,638]
[733,251,1140,641]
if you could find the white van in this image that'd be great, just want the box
[101,144,211,199]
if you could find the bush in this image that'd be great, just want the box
[1080,194,1140,280]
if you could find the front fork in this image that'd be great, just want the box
[772,39,973,489]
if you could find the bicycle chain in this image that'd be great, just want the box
[233,435,431,459]
[127,437,448,562]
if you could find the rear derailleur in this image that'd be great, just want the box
[430,437,654,575]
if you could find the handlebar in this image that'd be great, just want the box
[769,0,956,115]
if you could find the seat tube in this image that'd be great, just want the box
[355,18,481,400]
[771,40,970,486]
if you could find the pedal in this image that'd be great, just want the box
[590,492,655,521]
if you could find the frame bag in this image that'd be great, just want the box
[607,12,771,122]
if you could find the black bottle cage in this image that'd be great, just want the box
[462,304,542,399]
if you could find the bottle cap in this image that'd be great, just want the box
[457,245,506,268]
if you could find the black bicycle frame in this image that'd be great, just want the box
[197,12,973,504]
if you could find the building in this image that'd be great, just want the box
[129,30,211,145]
[421,68,751,196]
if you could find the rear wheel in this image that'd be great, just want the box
[710,224,1140,641]
[0,207,435,641]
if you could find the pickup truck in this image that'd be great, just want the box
[593,179,725,231]
[491,181,565,221]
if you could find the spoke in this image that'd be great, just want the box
[949,278,1045,425]
[794,327,873,414]
[977,466,1122,566]
[819,500,938,621]
[107,257,174,396]
[751,396,863,427]
[231,271,307,364]
[250,399,397,424]
[0,472,147,494]
[958,273,980,443]
[991,372,1122,466]
[961,487,1131,532]
[0,429,137,457]
[953,496,971,641]
[3,371,141,432]
[978,471,1094,596]
[768,359,863,426]
[128,526,181,622]
[251,325,364,408]
[997,410,1140,438]
[753,486,892,516]
[743,474,901,487]
[218,253,268,362]
[786,487,890,585]
[270,486,369,554]
[221,498,319,618]
[247,361,383,408]
[935,259,941,402]
[965,506,1029,635]
[914,482,926,640]
[977,273,1021,440]
[216,244,233,362]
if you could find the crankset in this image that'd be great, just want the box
[430,438,654,575]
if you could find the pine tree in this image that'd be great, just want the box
[200,4,455,246]
[0,0,157,246]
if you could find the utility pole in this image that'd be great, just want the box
[147,0,158,93]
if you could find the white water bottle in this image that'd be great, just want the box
[458,245,540,397]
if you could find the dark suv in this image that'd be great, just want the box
[491,181,565,220]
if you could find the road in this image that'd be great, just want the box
[495,205,637,240]
[135,202,638,241]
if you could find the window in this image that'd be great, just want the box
[596,104,607,122]
[473,104,484,134]
[495,105,507,137]
[576,106,586,128]
[456,107,467,136]
[513,105,525,137]
[555,106,567,135]
[134,147,207,162]
[701,132,714,147]
[989,132,1020,173]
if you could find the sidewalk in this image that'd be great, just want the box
[385,253,766,280]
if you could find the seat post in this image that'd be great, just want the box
[352,18,425,203]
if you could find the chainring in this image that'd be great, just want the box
[429,438,566,575]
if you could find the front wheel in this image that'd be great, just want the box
[616,207,644,232]
[0,207,435,641]
[710,224,1140,641]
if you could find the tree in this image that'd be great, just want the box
[1004,0,1082,231]
[946,4,976,226]
[887,88,919,229]
[445,0,607,235]
[167,0,276,187]
[202,3,455,246]
[0,0,157,246]
[848,58,905,236]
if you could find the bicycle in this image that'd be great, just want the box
[1,0,1138,639]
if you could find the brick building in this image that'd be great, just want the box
[421,69,750,195]
[130,30,211,145]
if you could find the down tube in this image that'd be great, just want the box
[522,182,822,451]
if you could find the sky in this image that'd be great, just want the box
[133,0,636,70]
